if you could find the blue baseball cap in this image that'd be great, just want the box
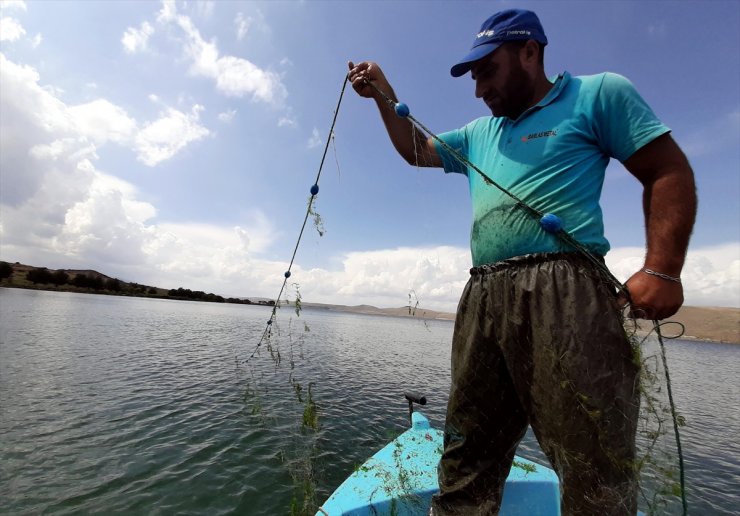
[450,9,548,77]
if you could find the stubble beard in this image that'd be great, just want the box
[498,60,535,120]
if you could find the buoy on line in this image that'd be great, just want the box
[539,213,563,233]
[394,102,410,118]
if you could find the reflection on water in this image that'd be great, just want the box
[0,288,738,515]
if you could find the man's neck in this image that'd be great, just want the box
[530,72,555,108]
[508,72,555,120]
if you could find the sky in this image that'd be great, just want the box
[1,0,738,312]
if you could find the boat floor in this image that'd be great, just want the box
[317,412,560,515]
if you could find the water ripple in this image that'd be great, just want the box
[1,289,738,515]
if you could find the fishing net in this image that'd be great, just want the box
[629,322,688,515]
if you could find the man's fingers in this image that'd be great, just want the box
[347,62,367,84]
[628,306,653,320]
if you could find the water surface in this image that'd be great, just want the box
[1,288,738,514]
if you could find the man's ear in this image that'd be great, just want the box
[523,40,539,65]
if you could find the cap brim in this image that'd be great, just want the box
[450,42,503,77]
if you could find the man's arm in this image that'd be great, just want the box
[621,133,697,320]
[348,61,442,168]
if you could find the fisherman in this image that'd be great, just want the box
[348,8,696,516]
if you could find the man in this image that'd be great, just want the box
[349,8,696,516]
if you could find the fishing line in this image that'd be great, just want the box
[243,75,349,365]
[365,78,688,514]
[653,320,688,514]
[331,131,342,182]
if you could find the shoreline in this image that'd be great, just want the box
[2,284,737,345]
[302,302,739,345]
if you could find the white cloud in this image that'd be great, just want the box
[52,173,157,264]
[29,137,98,163]
[217,109,236,123]
[0,16,25,41]
[326,246,469,310]
[0,1,27,12]
[156,6,286,104]
[235,12,250,41]
[278,106,297,127]
[121,21,154,54]
[194,0,214,19]
[100,212,275,291]
[0,0,33,46]
[1,53,79,206]
[606,243,740,308]
[0,53,156,269]
[307,127,321,149]
[285,243,740,311]
[134,104,210,166]
[68,99,137,144]
[0,9,283,298]
[126,3,285,105]
[111,214,276,291]
[141,244,469,310]
[1,53,208,170]
[234,8,269,39]
[278,116,297,128]
[0,52,274,292]
[157,0,176,23]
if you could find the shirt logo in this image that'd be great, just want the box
[521,129,558,142]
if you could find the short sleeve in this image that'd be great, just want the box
[592,73,671,162]
[433,127,469,175]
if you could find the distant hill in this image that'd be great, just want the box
[631,306,739,344]
[10,262,114,281]
[301,301,738,344]
[302,302,455,321]
[0,261,273,306]
[1,261,736,343]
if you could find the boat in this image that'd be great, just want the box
[316,394,561,515]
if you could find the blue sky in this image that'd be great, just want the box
[1,0,738,311]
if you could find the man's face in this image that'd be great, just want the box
[471,44,534,119]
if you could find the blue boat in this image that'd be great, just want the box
[316,395,561,515]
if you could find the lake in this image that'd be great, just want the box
[1,288,738,515]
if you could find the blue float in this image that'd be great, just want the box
[284,270,291,278]
[394,102,410,118]
[539,213,563,233]
[310,184,319,196]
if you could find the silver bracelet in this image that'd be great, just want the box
[642,268,682,284]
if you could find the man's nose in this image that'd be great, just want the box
[475,80,486,99]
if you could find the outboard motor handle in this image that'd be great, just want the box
[404,392,427,424]
[404,392,427,405]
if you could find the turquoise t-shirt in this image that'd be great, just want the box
[434,72,670,267]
